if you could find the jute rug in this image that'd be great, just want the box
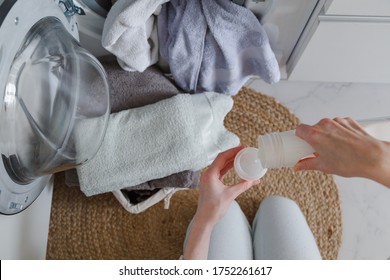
[47,87,342,260]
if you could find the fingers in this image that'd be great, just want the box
[219,158,234,179]
[208,146,245,176]
[296,119,334,142]
[334,117,369,136]
[295,122,326,148]
[334,117,357,131]
[227,179,261,199]
[294,157,322,172]
[295,123,314,140]
[296,117,365,144]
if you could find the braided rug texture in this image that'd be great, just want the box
[47,87,342,260]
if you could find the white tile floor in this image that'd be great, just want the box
[247,79,390,259]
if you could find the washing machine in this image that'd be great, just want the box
[0,0,110,259]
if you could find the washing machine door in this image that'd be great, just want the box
[0,0,110,215]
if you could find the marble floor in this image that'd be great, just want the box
[247,79,390,260]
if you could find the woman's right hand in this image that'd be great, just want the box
[294,117,390,188]
[196,146,260,226]
[183,146,259,259]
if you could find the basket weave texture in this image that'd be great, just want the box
[47,87,342,260]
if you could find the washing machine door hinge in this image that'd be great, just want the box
[59,0,85,17]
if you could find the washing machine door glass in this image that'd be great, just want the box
[1,16,110,184]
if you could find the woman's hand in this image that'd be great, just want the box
[195,146,260,225]
[295,117,390,187]
[183,146,260,259]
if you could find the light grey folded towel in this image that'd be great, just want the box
[65,59,201,191]
[158,0,280,95]
[66,168,199,190]
[102,0,169,72]
[77,92,239,196]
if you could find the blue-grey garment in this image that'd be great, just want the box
[158,0,280,96]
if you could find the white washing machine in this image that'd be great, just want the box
[0,0,110,259]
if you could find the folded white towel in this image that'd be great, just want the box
[102,0,168,72]
[77,92,239,196]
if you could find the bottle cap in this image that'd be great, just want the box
[234,147,268,181]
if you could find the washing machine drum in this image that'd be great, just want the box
[0,0,110,214]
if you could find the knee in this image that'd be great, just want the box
[255,195,303,223]
[260,195,299,210]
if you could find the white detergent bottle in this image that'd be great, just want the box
[234,116,390,181]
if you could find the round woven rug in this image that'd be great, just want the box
[47,87,342,260]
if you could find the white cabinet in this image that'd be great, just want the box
[326,0,390,17]
[287,0,390,83]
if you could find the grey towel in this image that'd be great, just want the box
[122,170,200,191]
[101,57,180,112]
[76,92,239,196]
[65,59,200,191]
[158,0,280,95]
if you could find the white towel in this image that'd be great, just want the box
[102,0,168,72]
[77,92,239,196]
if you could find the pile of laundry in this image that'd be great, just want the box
[68,0,280,213]
[102,0,280,95]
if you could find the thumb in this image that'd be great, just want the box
[228,179,260,199]
[294,157,322,172]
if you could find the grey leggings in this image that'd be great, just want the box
[187,195,322,260]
